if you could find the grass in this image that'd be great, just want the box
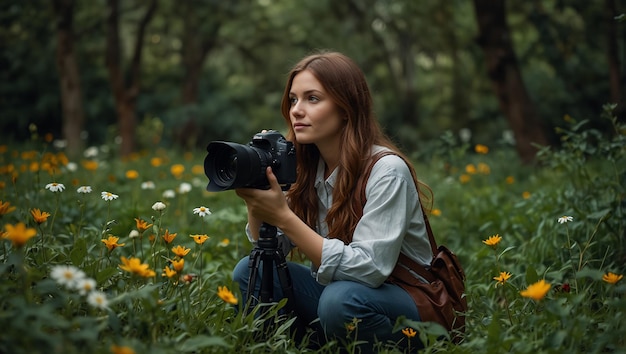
[0,105,625,353]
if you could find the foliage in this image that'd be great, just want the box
[1,105,625,353]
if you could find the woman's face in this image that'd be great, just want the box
[288,70,345,147]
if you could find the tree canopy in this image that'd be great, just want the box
[0,0,623,162]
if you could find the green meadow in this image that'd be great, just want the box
[1,105,624,353]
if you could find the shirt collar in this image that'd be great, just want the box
[314,157,338,189]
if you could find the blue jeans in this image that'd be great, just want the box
[232,256,421,352]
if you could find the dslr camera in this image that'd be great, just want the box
[204,130,297,191]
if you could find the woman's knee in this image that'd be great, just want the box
[317,281,363,332]
[232,256,251,285]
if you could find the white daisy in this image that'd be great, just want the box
[128,230,140,239]
[50,265,86,290]
[76,277,97,296]
[101,191,119,201]
[178,182,192,194]
[152,201,166,211]
[141,181,156,190]
[193,206,211,217]
[87,291,109,310]
[77,186,92,194]
[557,216,573,224]
[45,182,65,192]
[162,189,176,199]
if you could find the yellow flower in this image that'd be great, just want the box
[171,245,191,258]
[81,160,98,171]
[191,234,209,245]
[171,259,185,272]
[602,272,623,285]
[459,174,471,184]
[482,234,502,248]
[170,164,185,178]
[101,235,125,251]
[134,218,153,233]
[465,164,477,174]
[431,208,442,217]
[475,144,489,154]
[3,222,37,247]
[162,266,177,279]
[191,164,204,175]
[162,229,177,244]
[30,208,51,224]
[520,279,551,301]
[110,345,135,354]
[125,170,139,179]
[505,176,515,184]
[493,271,512,285]
[217,286,238,305]
[119,256,155,278]
[0,200,17,216]
[522,191,531,199]
[477,162,490,175]
[402,327,417,338]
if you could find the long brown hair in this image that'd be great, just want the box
[280,51,431,243]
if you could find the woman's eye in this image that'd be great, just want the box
[289,97,298,105]
[308,96,319,102]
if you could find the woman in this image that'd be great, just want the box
[233,51,433,351]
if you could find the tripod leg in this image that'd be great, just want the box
[246,250,263,314]
[273,250,295,314]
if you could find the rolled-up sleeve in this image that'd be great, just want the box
[316,156,420,287]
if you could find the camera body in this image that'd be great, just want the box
[204,130,296,191]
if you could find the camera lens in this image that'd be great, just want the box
[204,142,264,191]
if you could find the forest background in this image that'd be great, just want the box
[1,0,624,163]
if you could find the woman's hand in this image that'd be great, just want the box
[235,167,292,229]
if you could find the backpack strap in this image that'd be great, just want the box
[357,150,438,255]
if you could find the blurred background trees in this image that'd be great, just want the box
[0,0,623,163]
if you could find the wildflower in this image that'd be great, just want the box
[45,182,65,192]
[477,163,490,175]
[465,164,477,174]
[191,165,204,175]
[602,272,623,285]
[0,200,17,216]
[76,277,97,295]
[170,164,185,178]
[172,245,191,258]
[179,182,192,194]
[119,256,156,278]
[30,208,51,224]
[162,229,177,243]
[520,279,551,301]
[558,216,573,224]
[3,222,37,248]
[191,234,209,245]
[171,259,185,272]
[193,206,211,217]
[459,174,471,184]
[482,234,502,248]
[83,146,99,158]
[181,273,197,284]
[218,238,230,247]
[402,327,417,338]
[128,230,140,239]
[217,286,238,305]
[431,208,442,217]
[522,191,531,199]
[134,218,153,233]
[101,191,119,201]
[110,345,135,354]
[162,189,176,199]
[505,176,515,184]
[162,266,177,279]
[493,271,512,285]
[141,181,155,190]
[101,235,125,251]
[77,185,92,193]
[87,291,109,310]
[50,265,86,290]
[125,170,139,179]
[150,157,163,167]
[475,144,489,154]
[152,201,166,211]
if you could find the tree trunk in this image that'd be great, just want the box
[53,0,84,158]
[605,0,623,118]
[105,0,157,157]
[472,0,550,163]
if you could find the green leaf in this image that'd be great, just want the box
[96,267,119,284]
[180,335,231,352]
[525,266,539,285]
[70,237,88,267]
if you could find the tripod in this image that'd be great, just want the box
[245,222,296,316]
